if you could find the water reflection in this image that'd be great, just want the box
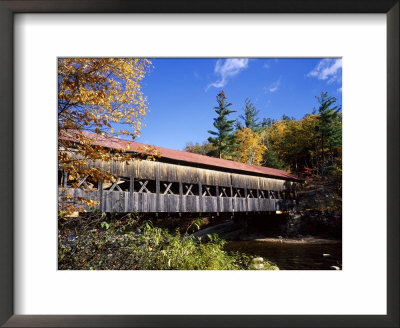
[225,239,342,270]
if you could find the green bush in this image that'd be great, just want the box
[58,214,278,270]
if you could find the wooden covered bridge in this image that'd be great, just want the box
[59,132,301,214]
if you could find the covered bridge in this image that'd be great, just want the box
[59,132,302,214]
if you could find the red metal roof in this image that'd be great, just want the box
[61,130,301,181]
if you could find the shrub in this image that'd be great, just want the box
[58,214,278,270]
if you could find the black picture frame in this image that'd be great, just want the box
[0,1,398,327]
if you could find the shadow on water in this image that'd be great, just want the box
[224,239,342,270]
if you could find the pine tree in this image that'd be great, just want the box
[260,117,276,127]
[208,91,236,159]
[316,92,342,176]
[239,98,260,131]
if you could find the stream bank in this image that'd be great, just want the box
[192,212,342,270]
[224,238,342,270]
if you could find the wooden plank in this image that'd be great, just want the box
[114,192,120,212]
[129,171,134,211]
[185,195,197,212]
[181,195,186,212]
[119,191,125,212]
[98,182,103,212]
[244,187,248,212]
[159,193,164,212]
[150,194,157,212]
[103,191,109,212]
[179,180,183,212]
[141,193,146,212]
[124,191,129,212]
[198,180,203,212]
[213,196,218,212]
[136,192,142,212]
[156,162,160,212]
[216,185,220,213]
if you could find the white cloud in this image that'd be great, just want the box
[269,80,280,92]
[308,58,342,84]
[207,58,249,90]
[264,79,280,93]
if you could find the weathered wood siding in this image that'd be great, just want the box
[69,155,299,191]
[60,188,296,213]
[60,155,299,213]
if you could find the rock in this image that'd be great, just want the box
[330,266,340,270]
[252,257,264,264]
[250,263,264,270]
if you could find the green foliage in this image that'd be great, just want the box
[262,148,287,170]
[58,215,278,270]
[237,98,260,131]
[315,92,342,176]
[260,117,276,127]
[187,218,204,233]
[208,90,237,159]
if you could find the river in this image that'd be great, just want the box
[224,238,342,270]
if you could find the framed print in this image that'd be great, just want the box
[0,0,398,327]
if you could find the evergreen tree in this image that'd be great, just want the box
[239,98,260,131]
[316,92,342,176]
[208,91,236,158]
[234,119,243,131]
[260,117,276,127]
[262,148,287,170]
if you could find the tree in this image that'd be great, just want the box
[233,128,266,165]
[58,58,151,214]
[238,98,260,131]
[315,92,342,176]
[262,148,287,170]
[184,141,217,156]
[260,117,276,127]
[208,91,236,159]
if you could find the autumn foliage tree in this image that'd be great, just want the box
[186,91,342,213]
[232,128,266,165]
[189,91,341,179]
[58,58,151,214]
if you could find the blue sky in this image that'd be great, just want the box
[135,58,342,150]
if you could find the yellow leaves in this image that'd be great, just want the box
[58,58,150,139]
[58,58,151,215]
[233,128,266,165]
